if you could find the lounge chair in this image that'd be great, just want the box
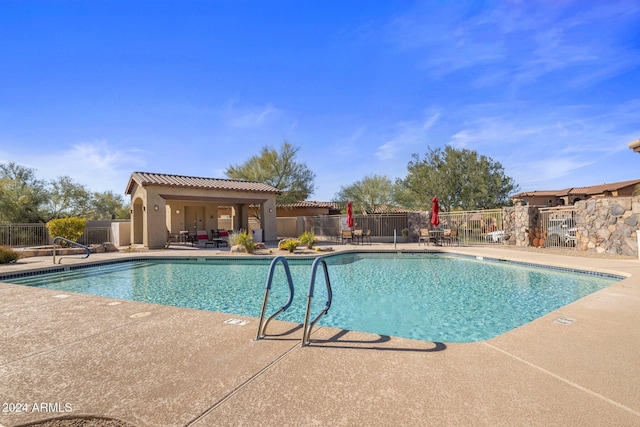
[194,230,209,246]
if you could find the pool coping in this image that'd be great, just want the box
[1,243,639,426]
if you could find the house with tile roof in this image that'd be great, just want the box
[511,178,640,206]
[125,172,281,249]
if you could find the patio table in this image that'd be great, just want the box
[429,230,443,246]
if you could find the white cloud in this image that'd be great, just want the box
[224,101,281,128]
[375,112,440,160]
[385,2,640,90]
[15,141,146,193]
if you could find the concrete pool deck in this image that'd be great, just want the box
[1,243,639,426]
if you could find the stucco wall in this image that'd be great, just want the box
[129,184,278,249]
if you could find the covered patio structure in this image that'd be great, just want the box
[125,172,281,249]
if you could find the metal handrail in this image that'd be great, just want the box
[52,236,91,264]
[301,257,332,346]
[255,256,295,340]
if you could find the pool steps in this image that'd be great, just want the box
[52,236,91,264]
[255,256,333,346]
[255,257,295,341]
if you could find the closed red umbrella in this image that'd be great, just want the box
[431,197,440,227]
[346,201,354,229]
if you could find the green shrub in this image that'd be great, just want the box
[0,246,20,264]
[299,231,315,249]
[46,217,87,243]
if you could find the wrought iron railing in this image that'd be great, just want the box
[0,223,48,247]
[0,223,112,247]
[302,214,409,240]
[437,209,504,245]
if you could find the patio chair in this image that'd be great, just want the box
[353,229,363,245]
[442,229,460,246]
[341,229,353,244]
[418,229,430,246]
[185,231,198,246]
[205,229,229,248]
[363,229,372,244]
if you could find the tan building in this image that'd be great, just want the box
[512,178,640,206]
[276,201,342,217]
[125,172,281,249]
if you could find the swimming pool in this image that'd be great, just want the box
[5,252,621,342]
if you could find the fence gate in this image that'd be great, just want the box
[538,207,577,248]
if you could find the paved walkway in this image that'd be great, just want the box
[1,243,639,426]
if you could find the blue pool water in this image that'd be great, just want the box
[6,253,621,342]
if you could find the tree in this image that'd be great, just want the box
[225,141,315,204]
[90,191,130,220]
[45,176,92,220]
[401,145,519,211]
[334,175,396,214]
[0,162,131,223]
[0,162,48,223]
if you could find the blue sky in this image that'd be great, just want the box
[1,1,639,202]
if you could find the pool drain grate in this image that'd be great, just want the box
[129,311,152,319]
[224,318,249,326]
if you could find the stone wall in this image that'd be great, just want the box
[574,196,639,256]
[503,207,516,245]
[407,212,430,242]
[503,206,540,247]
[402,197,639,257]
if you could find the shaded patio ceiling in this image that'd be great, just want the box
[160,194,269,205]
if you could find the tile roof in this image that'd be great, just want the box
[125,172,281,195]
[512,178,640,199]
[567,179,640,194]
[277,201,341,209]
[276,200,415,213]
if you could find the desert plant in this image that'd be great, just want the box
[0,246,20,264]
[281,239,300,253]
[227,231,241,246]
[234,231,255,254]
[46,217,87,243]
[299,231,315,249]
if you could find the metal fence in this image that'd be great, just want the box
[0,224,49,247]
[303,214,409,240]
[438,209,504,245]
[78,227,112,246]
[538,206,577,248]
[0,223,112,247]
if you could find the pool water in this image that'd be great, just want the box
[7,253,620,342]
